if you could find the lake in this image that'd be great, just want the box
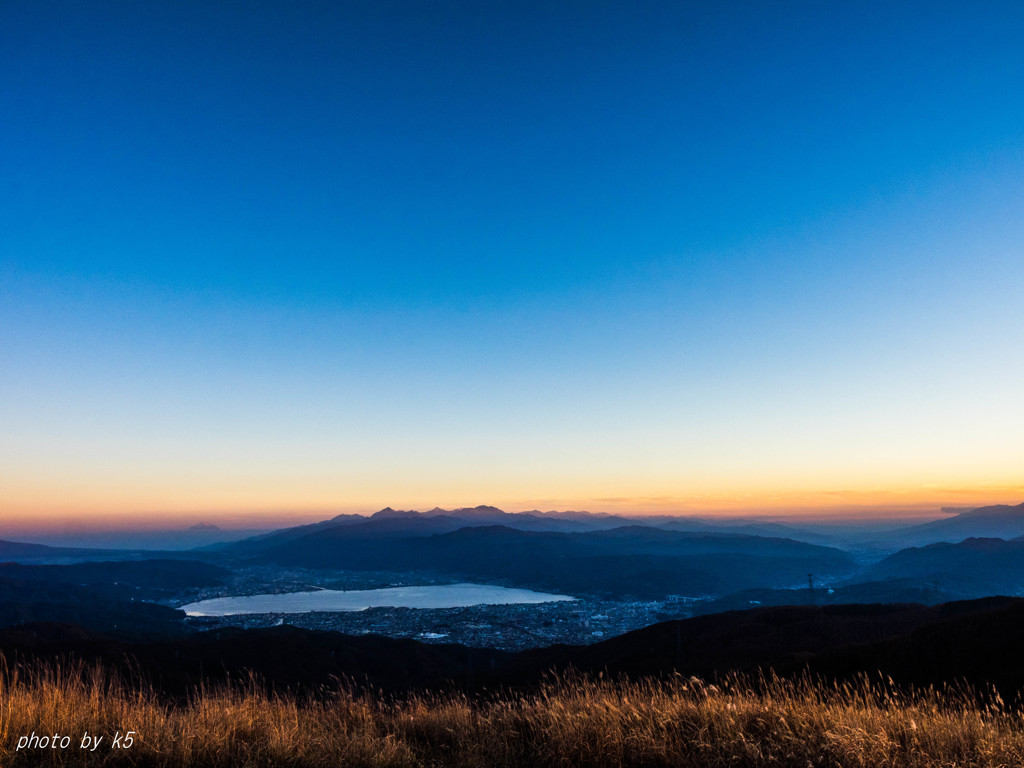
[181,582,576,616]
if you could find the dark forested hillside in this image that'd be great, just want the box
[5,598,1024,698]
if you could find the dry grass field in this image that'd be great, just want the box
[1,660,1023,767]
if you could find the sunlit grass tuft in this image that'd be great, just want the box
[1,659,1022,766]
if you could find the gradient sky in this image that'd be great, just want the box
[2,1,1023,530]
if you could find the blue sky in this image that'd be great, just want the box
[2,1,1023,526]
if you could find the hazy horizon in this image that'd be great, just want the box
[1,499,1018,542]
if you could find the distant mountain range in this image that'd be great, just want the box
[218,513,856,599]
[203,501,1024,603]
[8,502,1023,558]
[0,539,64,560]
[884,502,1024,545]
[220,502,1024,554]
[1,527,271,553]
[0,539,132,564]
[226,505,857,545]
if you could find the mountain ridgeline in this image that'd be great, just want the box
[218,508,856,599]
[207,501,1024,606]
[881,502,1024,545]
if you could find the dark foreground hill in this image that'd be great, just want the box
[508,597,1024,691]
[0,560,228,638]
[4,597,1024,698]
[0,622,507,695]
[0,559,228,597]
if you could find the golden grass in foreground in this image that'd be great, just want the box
[1,662,1023,767]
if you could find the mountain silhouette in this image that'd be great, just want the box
[884,502,1024,546]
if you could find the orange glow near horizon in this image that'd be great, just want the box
[1,481,1021,534]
